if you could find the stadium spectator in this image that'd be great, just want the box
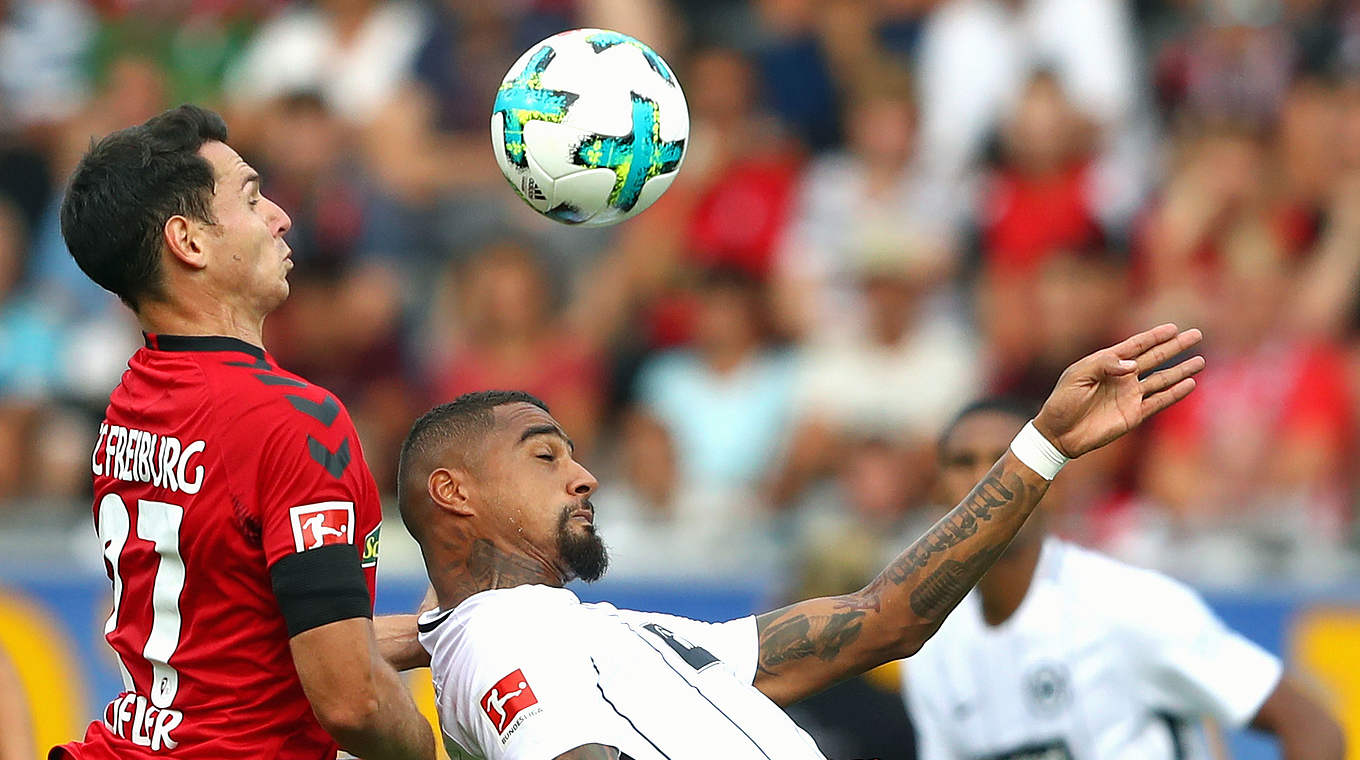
[0,198,64,502]
[773,245,978,506]
[633,267,795,489]
[1140,216,1355,581]
[680,46,802,280]
[1152,0,1296,126]
[774,71,960,338]
[914,0,1141,183]
[224,0,431,125]
[977,73,1106,385]
[432,240,607,458]
[590,409,777,578]
[0,0,94,130]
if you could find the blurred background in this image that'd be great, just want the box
[1,0,1359,758]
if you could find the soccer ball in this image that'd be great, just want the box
[491,28,689,227]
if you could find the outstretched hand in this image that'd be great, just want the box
[1034,324,1204,458]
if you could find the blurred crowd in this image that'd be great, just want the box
[4,0,1360,587]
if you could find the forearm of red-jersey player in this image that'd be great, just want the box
[1250,673,1346,760]
[292,618,435,760]
[376,585,437,671]
[751,452,1050,706]
[376,614,429,671]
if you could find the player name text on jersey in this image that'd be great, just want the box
[91,422,207,495]
[103,691,182,752]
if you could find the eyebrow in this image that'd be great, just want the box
[519,424,574,452]
[241,171,260,192]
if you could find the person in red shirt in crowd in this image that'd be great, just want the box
[1140,216,1354,575]
[434,242,605,457]
[51,105,433,760]
[978,72,1104,383]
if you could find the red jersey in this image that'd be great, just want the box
[56,334,383,760]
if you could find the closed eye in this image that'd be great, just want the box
[536,453,555,461]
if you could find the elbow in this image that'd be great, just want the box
[314,691,383,743]
[883,617,940,661]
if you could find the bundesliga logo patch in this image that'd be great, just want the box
[481,669,538,735]
[288,501,355,552]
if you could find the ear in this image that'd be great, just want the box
[428,467,475,518]
[163,215,210,270]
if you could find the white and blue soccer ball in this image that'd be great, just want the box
[491,28,689,227]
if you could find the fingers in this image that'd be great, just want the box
[1139,355,1206,395]
[1133,327,1203,373]
[1110,323,1180,360]
[1102,354,1138,375]
[1141,377,1197,418]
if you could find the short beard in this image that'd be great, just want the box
[557,501,608,582]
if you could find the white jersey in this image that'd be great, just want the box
[904,538,1282,760]
[418,585,826,760]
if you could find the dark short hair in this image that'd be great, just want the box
[60,104,229,310]
[397,391,550,526]
[938,397,1039,454]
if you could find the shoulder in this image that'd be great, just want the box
[450,587,581,643]
[202,356,352,434]
[201,356,362,479]
[1050,540,1206,627]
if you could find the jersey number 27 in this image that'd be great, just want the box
[97,493,187,709]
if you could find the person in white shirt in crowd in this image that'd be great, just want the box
[905,398,1345,760]
[915,0,1152,226]
[771,243,979,507]
[225,0,430,125]
[397,324,1204,760]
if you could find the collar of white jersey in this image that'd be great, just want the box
[417,585,580,633]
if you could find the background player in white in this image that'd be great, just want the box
[905,398,1345,760]
[398,324,1205,760]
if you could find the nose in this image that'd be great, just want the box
[266,196,292,236]
[568,459,597,498]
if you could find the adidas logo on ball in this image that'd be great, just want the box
[521,175,547,201]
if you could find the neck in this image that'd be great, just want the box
[429,537,563,611]
[138,297,266,349]
[977,537,1043,626]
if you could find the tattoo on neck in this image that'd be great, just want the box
[437,538,555,606]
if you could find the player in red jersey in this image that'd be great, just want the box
[50,105,434,760]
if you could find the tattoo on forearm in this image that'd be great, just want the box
[882,474,1017,585]
[908,544,1007,618]
[750,458,1048,704]
[754,608,866,675]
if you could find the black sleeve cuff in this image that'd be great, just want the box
[270,544,373,637]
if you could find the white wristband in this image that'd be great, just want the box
[1010,421,1068,480]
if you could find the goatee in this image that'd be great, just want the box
[557,501,608,582]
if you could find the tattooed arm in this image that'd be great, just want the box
[753,324,1206,706]
[553,745,620,759]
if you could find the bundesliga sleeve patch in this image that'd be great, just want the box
[481,669,539,736]
[288,501,355,552]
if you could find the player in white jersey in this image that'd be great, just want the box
[904,399,1345,760]
[397,325,1206,760]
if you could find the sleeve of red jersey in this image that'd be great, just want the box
[245,390,369,569]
